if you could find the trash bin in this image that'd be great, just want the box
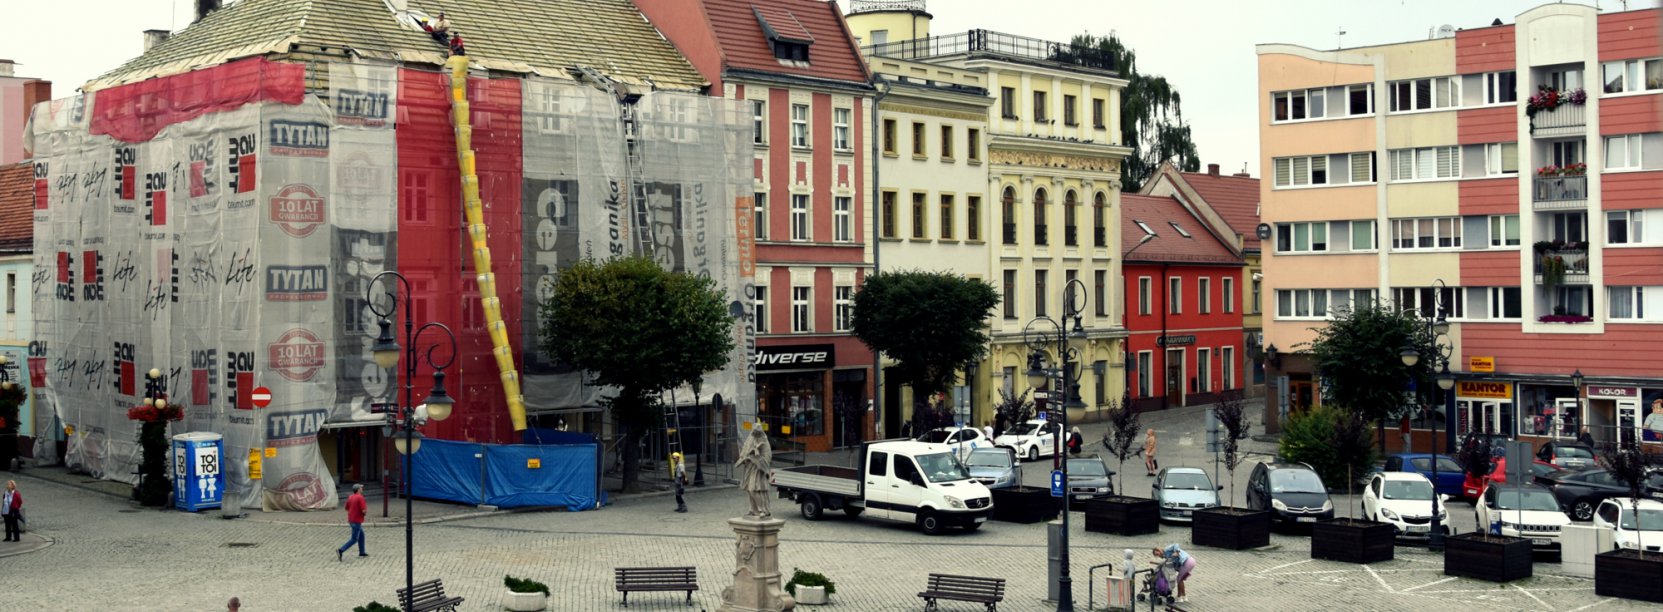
[172,432,224,511]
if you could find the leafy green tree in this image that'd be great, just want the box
[851,270,1000,430]
[1278,405,1376,493]
[1213,390,1251,508]
[1060,34,1201,192]
[1304,303,1440,452]
[539,256,734,492]
[1100,393,1141,495]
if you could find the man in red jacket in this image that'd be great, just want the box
[336,483,367,560]
[2,480,20,541]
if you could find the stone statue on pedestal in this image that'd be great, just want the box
[718,425,793,612]
[737,426,772,518]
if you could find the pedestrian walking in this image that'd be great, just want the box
[1068,426,1083,456]
[336,483,367,561]
[983,421,994,442]
[2,480,21,541]
[1578,425,1596,447]
[672,452,688,513]
[1152,543,1196,603]
[1144,428,1158,476]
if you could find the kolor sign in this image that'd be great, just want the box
[753,344,835,371]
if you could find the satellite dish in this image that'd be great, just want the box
[1436,24,1456,39]
[1256,223,1273,240]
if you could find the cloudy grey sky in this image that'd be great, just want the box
[12,0,1661,175]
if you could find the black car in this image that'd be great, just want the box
[1539,467,1663,521]
[1247,463,1334,526]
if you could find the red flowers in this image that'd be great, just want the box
[127,402,184,423]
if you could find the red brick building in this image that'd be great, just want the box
[635,0,876,451]
[1122,190,1247,410]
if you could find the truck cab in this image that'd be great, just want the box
[771,439,994,534]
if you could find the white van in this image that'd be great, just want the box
[771,439,994,534]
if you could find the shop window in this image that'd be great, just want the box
[762,372,824,437]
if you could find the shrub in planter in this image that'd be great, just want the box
[504,574,551,611]
[1191,507,1271,550]
[1443,533,1533,582]
[1084,496,1159,536]
[1311,518,1395,564]
[991,486,1058,523]
[785,568,836,605]
[353,603,399,612]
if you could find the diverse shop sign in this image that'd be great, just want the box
[754,344,836,371]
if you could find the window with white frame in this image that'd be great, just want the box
[1393,285,1466,318]
[1609,286,1663,321]
[1389,76,1460,112]
[833,196,853,242]
[1222,346,1235,389]
[1199,277,1212,314]
[1223,277,1235,313]
[1348,84,1374,115]
[1489,214,1521,247]
[1547,67,1585,93]
[1276,288,1378,319]
[1485,70,1518,104]
[1169,277,1182,314]
[755,284,769,333]
[1137,351,1152,397]
[1488,287,1521,320]
[1390,146,1460,181]
[791,194,810,241]
[755,192,769,241]
[1480,142,1519,176]
[1275,221,1329,253]
[1555,285,1595,317]
[833,108,852,151]
[1328,288,1377,314]
[753,100,766,144]
[1169,222,1192,238]
[1604,133,1663,170]
[1602,58,1663,95]
[1272,88,1327,122]
[1391,217,1463,250]
[1551,140,1585,167]
[1271,155,1328,187]
[1348,219,1377,251]
[791,104,809,147]
[834,285,854,331]
[1138,277,1152,315]
[1197,348,1213,391]
[1607,209,1663,245]
[1271,152,1376,188]
[1134,220,1157,236]
[1350,152,1377,183]
[791,286,811,332]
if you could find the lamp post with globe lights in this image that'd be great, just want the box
[1023,277,1090,612]
[1398,278,1456,550]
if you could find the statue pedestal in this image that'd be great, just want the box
[717,516,796,612]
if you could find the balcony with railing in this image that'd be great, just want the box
[861,29,1117,75]
[1064,225,1078,247]
[1528,100,1586,136]
[1003,223,1018,245]
[849,0,927,12]
[1532,175,1587,211]
[1033,223,1049,246]
[1094,227,1107,248]
[1534,247,1590,286]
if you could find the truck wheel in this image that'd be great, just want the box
[918,511,945,535]
[800,495,824,521]
[843,506,863,518]
[1026,446,1039,462]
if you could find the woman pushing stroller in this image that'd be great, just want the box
[1151,544,1195,603]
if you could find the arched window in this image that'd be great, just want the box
[1033,188,1049,246]
[1001,186,1017,245]
[1064,189,1079,246]
[1093,192,1108,247]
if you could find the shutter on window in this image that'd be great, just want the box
[1502,143,1519,173]
[1275,158,1291,186]
[1352,153,1373,182]
[1292,157,1309,185]
[1436,147,1457,178]
[1393,150,1412,181]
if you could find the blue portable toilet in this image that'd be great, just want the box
[172,432,225,511]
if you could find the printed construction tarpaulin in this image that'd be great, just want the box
[27,59,755,510]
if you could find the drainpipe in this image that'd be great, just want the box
[1161,262,1171,407]
[870,78,890,437]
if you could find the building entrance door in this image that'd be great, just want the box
[1554,398,1582,440]
[1617,400,1641,445]
[1165,349,1184,408]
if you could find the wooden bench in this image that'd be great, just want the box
[615,566,699,607]
[917,573,1006,612]
[396,578,464,612]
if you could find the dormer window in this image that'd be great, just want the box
[754,6,814,66]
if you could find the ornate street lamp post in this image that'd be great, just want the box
[1399,278,1454,550]
[1023,278,1089,612]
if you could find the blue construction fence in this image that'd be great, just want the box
[408,429,605,510]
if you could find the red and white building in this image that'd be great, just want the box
[635,0,877,451]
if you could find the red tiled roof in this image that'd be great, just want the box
[703,0,870,84]
[0,163,33,252]
[1177,171,1261,251]
[1121,194,1239,264]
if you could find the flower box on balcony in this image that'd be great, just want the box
[1538,314,1593,323]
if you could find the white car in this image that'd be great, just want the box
[1476,483,1571,553]
[1361,471,1448,538]
[1593,498,1663,553]
[917,426,990,460]
[993,419,1063,462]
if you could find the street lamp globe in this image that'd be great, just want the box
[370,318,401,369]
[143,396,156,407]
[1571,369,1584,389]
[154,397,167,409]
[1437,363,1455,391]
[393,430,425,456]
[147,368,161,380]
[422,370,454,421]
[1400,345,1420,367]
[1,381,12,391]
[1026,352,1049,390]
[0,355,9,366]
[1433,314,1450,336]
[1068,319,1088,353]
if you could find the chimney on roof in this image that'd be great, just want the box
[143,29,171,52]
[195,0,222,24]
[1207,163,1220,177]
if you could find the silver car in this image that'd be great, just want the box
[964,447,1023,490]
[1153,467,1221,522]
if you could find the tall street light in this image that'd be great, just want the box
[367,270,458,604]
[1399,278,1455,550]
[1024,277,1089,612]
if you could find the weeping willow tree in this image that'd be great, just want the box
[1060,34,1200,192]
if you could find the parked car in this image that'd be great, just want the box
[771,440,993,534]
[1461,456,1562,499]
[1593,498,1663,553]
[964,447,1022,490]
[1361,471,1448,538]
[1475,482,1570,553]
[1152,467,1220,522]
[1246,463,1334,526]
[993,419,1064,462]
[918,426,991,460]
[1065,455,1114,508]
[1537,441,1598,469]
[1382,453,1465,497]
[1538,467,1663,521]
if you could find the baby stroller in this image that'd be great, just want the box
[1137,555,1179,608]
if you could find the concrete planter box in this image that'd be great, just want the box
[503,590,548,611]
[795,585,829,605]
[1595,550,1663,603]
[1191,507,1271,550]
[1084,497,1160,536]
[1311,519,1395,564]
[991,486,1058,524]
[1444,533,1533,583]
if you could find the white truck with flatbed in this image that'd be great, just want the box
[770,439,994,534]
